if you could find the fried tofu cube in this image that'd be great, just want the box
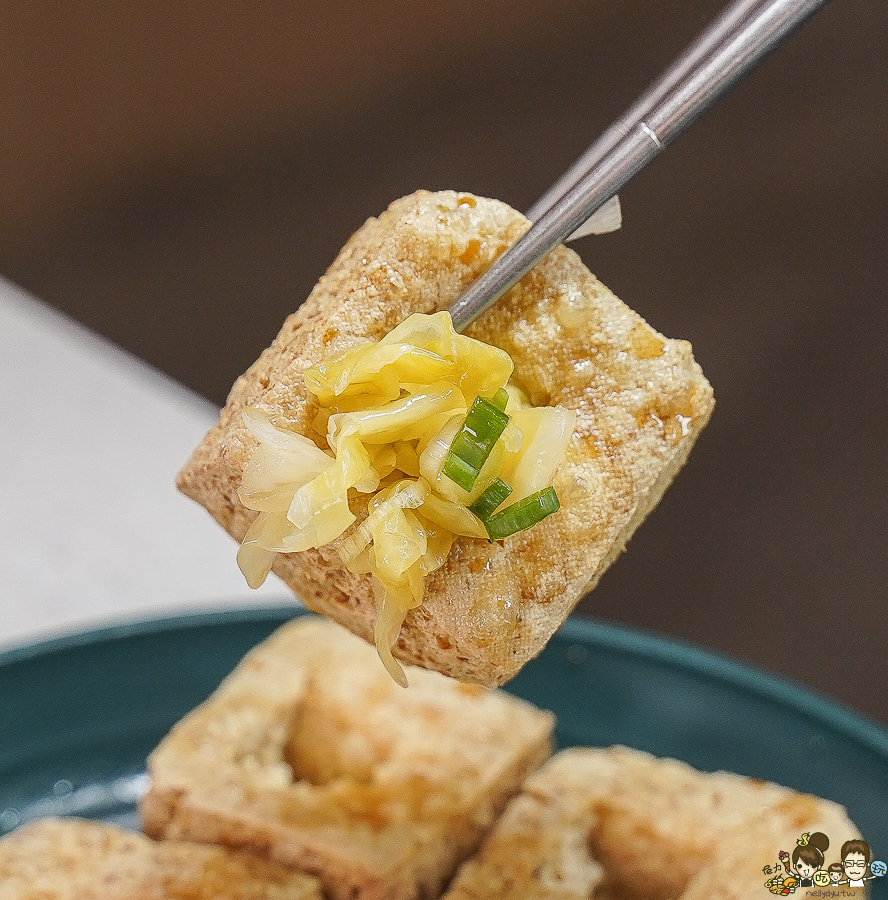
[140,616,554,900]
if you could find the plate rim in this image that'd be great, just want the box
[2,604,887,759]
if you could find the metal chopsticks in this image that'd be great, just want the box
[448,0,833,333]
[525,0,764,226]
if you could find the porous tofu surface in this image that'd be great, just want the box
[0,817,323,900]
[443,747,861,900]
[178,191,714,686]
[141,616,554,900]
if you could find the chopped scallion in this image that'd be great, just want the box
[441,452,477,491]
[489,387,509,412]
[443,396,510,491]
[468,478,513,521]
[483,487,560,540]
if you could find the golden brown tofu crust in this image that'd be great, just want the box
[443,747,862,900]
[177,190,715,686]
[0,817,323,900]
[140,617,555,900]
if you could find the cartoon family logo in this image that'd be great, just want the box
[763,833,886,894]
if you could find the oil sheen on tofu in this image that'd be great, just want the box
[235,311,575,684]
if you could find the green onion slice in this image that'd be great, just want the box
[489,387,509,412]
[483,487,560,540]
[443,396,510,491]
[468,478,513,521]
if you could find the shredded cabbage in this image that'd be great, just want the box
[236,311,574,684]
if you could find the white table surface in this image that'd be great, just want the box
[0,277,292,650]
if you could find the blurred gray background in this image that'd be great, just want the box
[1,1,885,722]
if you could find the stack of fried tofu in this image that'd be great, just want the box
[0,618,860,900]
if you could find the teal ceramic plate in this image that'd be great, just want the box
[1,606,886,896]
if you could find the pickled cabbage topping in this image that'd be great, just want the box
[237,311,576,684]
